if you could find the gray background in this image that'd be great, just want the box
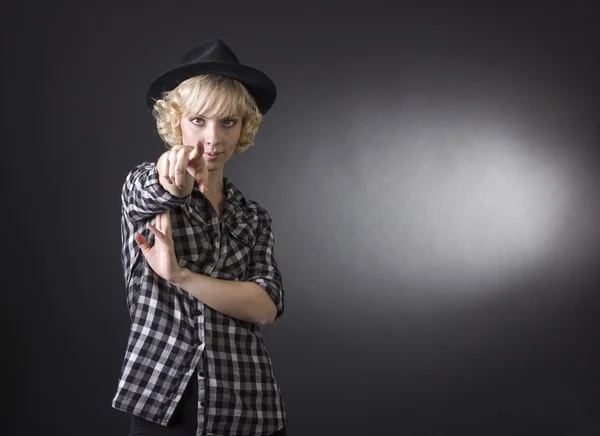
[6,0,599,435]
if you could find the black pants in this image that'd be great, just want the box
[129,373,287,436]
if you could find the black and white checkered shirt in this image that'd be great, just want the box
[112,161,287,436]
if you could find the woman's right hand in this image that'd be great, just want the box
[157,141,209,196]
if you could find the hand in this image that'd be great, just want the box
[134,211,183,283]
[158,141,209,193]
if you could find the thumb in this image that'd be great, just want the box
[134,232,151,255]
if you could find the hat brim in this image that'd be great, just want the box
[146,61,277,114]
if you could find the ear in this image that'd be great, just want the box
[169,110,182,129]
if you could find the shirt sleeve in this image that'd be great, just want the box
[121,161,190,223]
[244,210,285,319]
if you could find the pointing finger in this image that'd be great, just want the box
[194,141,204,156]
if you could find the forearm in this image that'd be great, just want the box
[157,162,195,197]
[172,268,278,325]
[122,162,189,222]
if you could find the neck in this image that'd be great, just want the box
[205,168,225,197]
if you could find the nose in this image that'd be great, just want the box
[202,121,221,147]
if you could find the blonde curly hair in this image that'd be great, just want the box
[151,74,263,154]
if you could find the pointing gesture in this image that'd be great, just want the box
[158,141,209,195]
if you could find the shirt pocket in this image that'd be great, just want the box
[171,209,215,273]
[223,213,256,274]
[175,230,215,273]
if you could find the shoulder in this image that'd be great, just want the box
[245,199,272,226]
[126,161,156,178]
[122,161,157,187]
[226,179,273,227]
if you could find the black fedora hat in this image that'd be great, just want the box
[146,38,277,114]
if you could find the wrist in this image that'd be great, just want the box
[156,158,194,198]
[170,266,191,287]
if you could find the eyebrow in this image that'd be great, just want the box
[190,113,240,119]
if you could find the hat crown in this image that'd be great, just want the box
[181,38,240,65]
[147,37,276,114]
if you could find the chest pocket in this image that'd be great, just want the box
[173,205,215,272]
[222,211,256,274]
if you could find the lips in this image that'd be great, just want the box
[204,152,222,161]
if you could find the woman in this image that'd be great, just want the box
[112,38,287,436]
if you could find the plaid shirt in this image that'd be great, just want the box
[112,161,287,436]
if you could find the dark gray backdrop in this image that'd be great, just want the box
[6,1,599,435]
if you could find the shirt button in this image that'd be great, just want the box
[199,371,205,377]
[193,309,203,316]
[200,401,206,407]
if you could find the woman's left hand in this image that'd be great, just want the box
[134,211,183,283]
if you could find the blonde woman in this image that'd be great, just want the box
[112,38,287,436]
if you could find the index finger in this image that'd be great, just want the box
[190,141,204,157]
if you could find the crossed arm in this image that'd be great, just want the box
[122,162,283,325]
[171,268,278,325]
[134,211,279,325]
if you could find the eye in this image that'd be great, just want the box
[190,117,204,125]
[223,118,238,128]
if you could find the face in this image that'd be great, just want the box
[179,110,242,172]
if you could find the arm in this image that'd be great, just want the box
[122,143,208,223]
[121,161,190,223]
[173,212,284,325]
[136,209,285,325]
[171,271,278,325]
